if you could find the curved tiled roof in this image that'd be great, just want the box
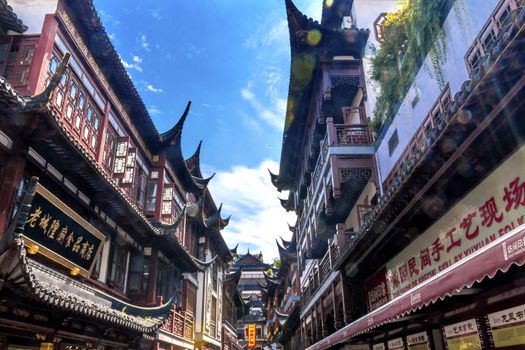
[273,0,370,191]
[0,57,204,273]
[0,178,172,334]
[0,0,27,34]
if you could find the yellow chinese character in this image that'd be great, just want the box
[65,232,75,248]
[79,241,89,257]
[84,244,94,260]
[56,226,68,244]
[27,206,42,228]
[72,236,83,253]
[39,213,52,231]
[47,220,60,239]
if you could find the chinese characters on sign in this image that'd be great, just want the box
[372,343,385,350]
[407,332,429,350]
[443,319,481,350]
[366,266,389,311]
[247,324,256,349]
[23,183,105,277]
[366,146,525,309]
[387,338,404,349]
[488,304,525,348]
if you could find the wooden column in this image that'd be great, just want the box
[27,14,59,96]
[332,282,342,330]
[95,101,112,165]
[340,275,353,325]
[146,248,159,304]
[0,146,25,235]
[335,223,347,249]
[318,297,328,338]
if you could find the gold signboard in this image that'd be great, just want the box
[488,304,525,348]
[387,338,404,349]
[444,319,482,350]
[247,324,256,349]
[406,332,429,350]
[23,183,106,277]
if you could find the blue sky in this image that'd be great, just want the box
[93,0,322,260]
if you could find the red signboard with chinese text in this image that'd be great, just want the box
[366,265,390,311]
[247,324,256,348]
[367,145,525,304]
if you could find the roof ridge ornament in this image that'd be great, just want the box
[22,53,70,111]
[268,169,283,192]
[160,101,191,146]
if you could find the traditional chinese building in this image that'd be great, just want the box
[274,0,525,349]
[0,1,232,349]
[222,265,247,350]
[270,0,373,348]
[262,233,302,350]
[228,248,271,349]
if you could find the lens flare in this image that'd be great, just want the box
[307,29,322,46]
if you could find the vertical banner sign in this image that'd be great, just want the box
[23,183,106,277]
[387,338,404,349]
[247,324,256,349]
[443,319,482,350]
[406,332,429,350]
[487,304,525,348]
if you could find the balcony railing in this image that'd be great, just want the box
[301,241,340,308]
[334,124,372,146]
[161,307,195,342]
[357,204,373,228]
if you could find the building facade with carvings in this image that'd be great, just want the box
[262,235,302,350]
[270,0,374,348]
[228,248,272,350]
[272,0,525,349]
[0,1,236,349]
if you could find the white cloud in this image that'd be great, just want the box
[132,55,143,64]
[145,84,163,93]
[150,9,163,20]
[208,160,296,260]
[148,105,162,117]
[240,75,286,130]
[9,0,58,34]
[184,44,206,59]
[201,103,212,108]
[244,19,288,53]
[121,58,142,72]
[139,34,151,51]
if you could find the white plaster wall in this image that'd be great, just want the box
[344,181,377,231]
[354,0,501,182]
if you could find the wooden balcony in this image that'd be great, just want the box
[333,124,372,146]
[327,107,372,147]
[161,306,195,342]
[301,241,340,308]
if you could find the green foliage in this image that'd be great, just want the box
[272,258,281,269]
[370,0,451,130]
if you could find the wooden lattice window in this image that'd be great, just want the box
[103,127,117,170]
[113,137,129,177]
[4,38,36,87]
[121,148,137,187]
